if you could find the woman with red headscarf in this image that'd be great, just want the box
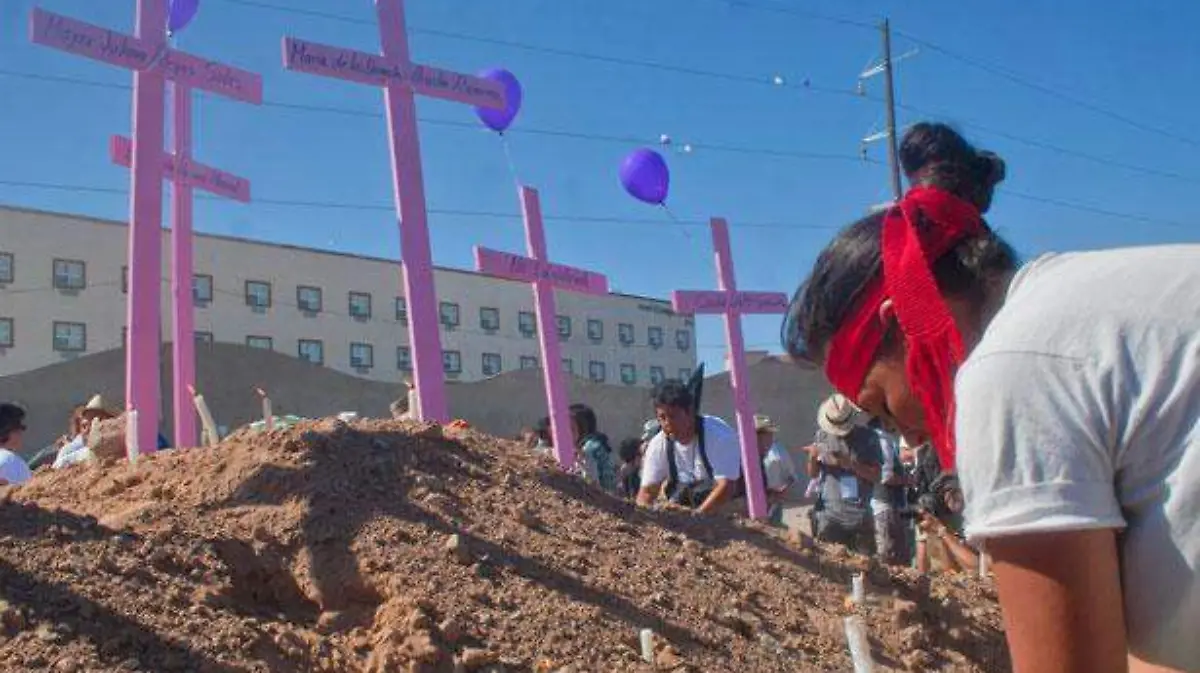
[784,122,1200,673]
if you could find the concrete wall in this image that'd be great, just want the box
[0,342,830,455]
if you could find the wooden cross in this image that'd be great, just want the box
[671,218,789,519]
[282,0,507,423]
[474,186,609,469]
[31,4,262,454]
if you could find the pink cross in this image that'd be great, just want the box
[282,0,507,423]
[671,218,789,519]
[474,186,609,469]
[31,4,262,455]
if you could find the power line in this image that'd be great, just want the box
[894,31,1200,149]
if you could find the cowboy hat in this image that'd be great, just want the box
[817,393,857,437]
[84,394,106,411]
[754,414,779,434]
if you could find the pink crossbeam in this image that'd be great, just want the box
[110,135,251,203]
[31,8,262,104]
[281,0,507,424]
[475,248,608,295]
[670,218,789,520]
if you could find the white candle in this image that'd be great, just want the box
[851,572,866,604]
[192,389,219,447]
[257,389,273,431]
[843,616,875,673]
[125,409,139,464]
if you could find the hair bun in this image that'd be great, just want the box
[974,151,1006,188]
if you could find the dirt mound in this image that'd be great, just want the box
[0,419,1010,672]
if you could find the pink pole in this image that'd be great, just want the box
[521,186,575,468]
[170,82,197,448]
[126,0,168,455]
[377,0,448,423]
[710,219,768,520]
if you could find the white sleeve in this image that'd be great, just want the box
[955,352,1126,541]
[704,419,743,481]
[639,434,669,487]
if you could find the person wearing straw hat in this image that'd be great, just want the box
[804,394,882,553]
[52,394,115,469]
[755,414,798,526]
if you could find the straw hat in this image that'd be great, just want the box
[754,414,779,434]
[817,393,857,437]
[80,394,116,420]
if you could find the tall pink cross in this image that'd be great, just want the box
[109,80,257,449]
[282,0,507,424]
[474,186,609,469]
[671,218,789,519]
[30,4,262,455]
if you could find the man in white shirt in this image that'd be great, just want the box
[0,403,34,486]
[637,379,742,514]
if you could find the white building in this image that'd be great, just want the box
[0,205,697,385]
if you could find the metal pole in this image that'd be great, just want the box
[881,19,903,200]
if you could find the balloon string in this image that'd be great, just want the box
[659,203,695,242]
[499,133,524,187]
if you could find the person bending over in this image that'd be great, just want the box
[637,380,742,514]
[783,121,1200,672]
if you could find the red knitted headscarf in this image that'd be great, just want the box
[823,186,985,470]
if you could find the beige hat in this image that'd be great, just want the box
[84,394,106,411]
[754,414,778,434]
[817,393,857,437]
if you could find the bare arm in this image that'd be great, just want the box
[636,484,661,508]
[989,529,1128,673]
[697,478,733,514]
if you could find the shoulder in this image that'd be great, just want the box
[701,415,736,438]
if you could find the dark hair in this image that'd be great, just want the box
[783,123,1018,362]
[652,379,694,411]
[534,416,552,445]
[568,404,598,441]
[618,438,641,464]
[0,403,26,443]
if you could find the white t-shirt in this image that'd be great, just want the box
[52,435,93,469]
[955,245,1200,669]
[0,448,33,485]
[641,415,742,488]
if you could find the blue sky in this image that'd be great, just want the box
[3,0,1199,374]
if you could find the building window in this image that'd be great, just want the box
[193,274,213,304]
[397,346,412,371]
[479,307,500,331]
[53,259,86,290]
[195,331,214,345]
[0,318,12,348]
[556,315,571,341]
[620,363,637,385]
[618,323,634,346]
[443,350,462,374]
[350,342,374,369]
[246,336,273,351]
[588,361,607,383]
[587,319,604,342]
[679,368,692,381]
[562,358,574,375]
[648,326,664,349]
[439,302,460,329]
[519,356,538,370]
[518,311,536,337]
[246,280,271,308]
[53,321,86,352]
[650,366,666,385]
[0,252,12,284]
[297,286,323,313]
[298,339,324,365]
[395,297,408,324]
[121,266,128,294]
[676,329,691,351]
[349,292,372,319]
[482,352,502,377]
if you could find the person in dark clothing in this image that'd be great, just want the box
[617,437,642,499]
[805,394,881,554]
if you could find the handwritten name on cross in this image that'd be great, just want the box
[31,4,262,455]
[474,186,609,469]
[671,218,789,520]
[282,0,505,423]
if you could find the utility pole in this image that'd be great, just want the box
[859,18,916,207]
[881,19,903,201]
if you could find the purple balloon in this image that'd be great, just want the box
[167,0,200,34]
[474,68,522,133]
[619,148,670,205]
